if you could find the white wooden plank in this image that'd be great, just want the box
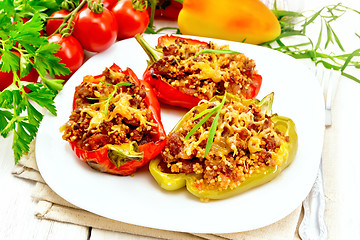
[0,134,89,240]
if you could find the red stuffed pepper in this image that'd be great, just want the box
[61,63,166,175]
[135,34,262,109]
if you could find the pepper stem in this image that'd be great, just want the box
[134,34,163,64]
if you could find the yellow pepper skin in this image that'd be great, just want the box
[149,93,298,200]
[178,0,281,44]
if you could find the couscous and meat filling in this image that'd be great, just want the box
[157,95,291,192]
[151,37,260,100]
[61,65,167,175]
[61,67,158,151]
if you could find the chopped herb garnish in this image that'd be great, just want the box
[185,93,227,157]
[88,81,132,117]
[195,49,242,57]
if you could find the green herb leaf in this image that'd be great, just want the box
[12,118,38,164]
[90,81,132,117]
[341,48,360,72]
[262,3,360,83]
[26,84,58,115]
[0,51,19,73]
[41,77,64,93]
[0,9,70,163]
[115,82,132,86]
[0,110,14,137]
[195,49,242,57]
[34,42,70,78]
[192,107,216,121]
[184,106,219,140]
[185,93,227,157]
[204,108,220,157]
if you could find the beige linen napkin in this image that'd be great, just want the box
[12,141,303,240]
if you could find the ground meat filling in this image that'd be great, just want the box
[160,99,289,191]
[61,67,158,151]
[151,38,257,100]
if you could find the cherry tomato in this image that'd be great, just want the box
[47,34,84,80]
[86,0,118,9]
[72,7,118,52]
[0,51,39,92]
[111,0,149,40]
[99,0,118,9]
[46,10,71,36]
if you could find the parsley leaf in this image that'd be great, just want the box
[12,118,38,163]
[34,42,70,78]
[0,10,70,163]
[0,109,14,137]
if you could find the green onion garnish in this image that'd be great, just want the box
[185,93,227,157]
[195,49,242,57]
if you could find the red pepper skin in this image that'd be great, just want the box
[143,69,201,109]
[142,35,208,109]
[245,73,262,99]
[143,35,263,109]
[70,64,166,175]
[157,34,208,47]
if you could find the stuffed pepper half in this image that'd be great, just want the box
[135,34,262,109]
[149,93,297,200]
[61,64,166,175]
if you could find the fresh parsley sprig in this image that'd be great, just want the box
[185,93,227,157]
[0,6,71,163]
[263,3,360,83]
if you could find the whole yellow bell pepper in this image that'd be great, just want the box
[178,0,281,44]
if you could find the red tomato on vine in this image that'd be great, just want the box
[46,10,71,36]
[72,7,118,52]
[100,0,118,9]
[111,0,149,40]
[47,34,84,80]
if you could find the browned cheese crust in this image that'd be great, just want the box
[160,99,289,191]
[61,68,158,151]
[151,38,258,100]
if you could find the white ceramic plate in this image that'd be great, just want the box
[36,35,325,233]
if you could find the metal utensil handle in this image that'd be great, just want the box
[299,161,328,240]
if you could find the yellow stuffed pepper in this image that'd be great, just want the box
[149,93,298,201]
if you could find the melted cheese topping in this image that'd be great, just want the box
[161,98,288,191]
[61,68,157,151]
[83,93,152,132]
[153,40,257,100]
